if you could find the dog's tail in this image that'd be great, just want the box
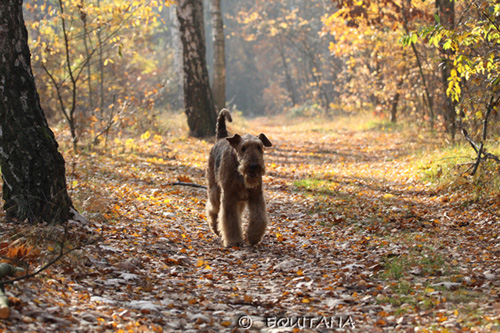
[216,108,232,139]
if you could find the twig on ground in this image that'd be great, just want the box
[168,182,207,189]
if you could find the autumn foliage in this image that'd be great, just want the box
[1,0,500,331]
[1,116,500,330]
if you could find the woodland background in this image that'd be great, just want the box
[0,0,499,331]
[22,0,500,143]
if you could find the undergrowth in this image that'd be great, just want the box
[416,141,500,200]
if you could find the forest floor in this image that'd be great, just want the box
[1,115,500,332]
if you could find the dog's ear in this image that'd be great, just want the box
[258,133,272,147]
[226,134,241,149]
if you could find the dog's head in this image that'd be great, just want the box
[227,133,272,188]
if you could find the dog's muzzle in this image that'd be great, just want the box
[248,163,260,178]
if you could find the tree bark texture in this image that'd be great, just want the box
[177,0,217,138]
[210,0,226,112]
[0,0,73,223]
[436,0,456,140]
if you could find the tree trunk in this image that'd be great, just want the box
[210,0,226,112]
[177,0,217,138]
[80,3,94,114]
[436,0,456,140]
[97,0,105,112]
[390,76,404,123]
[402,0,435,129]
[277,36,297,106]
[0,0,73,223]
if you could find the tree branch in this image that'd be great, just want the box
[0,228,102,286]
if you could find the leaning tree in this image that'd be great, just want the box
[0,0,74,223]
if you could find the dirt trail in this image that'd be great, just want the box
[1,118,499,332]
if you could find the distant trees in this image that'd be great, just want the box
[21,0,500,141]
[324,0,500,140]
[0,0,73,223]
[231,0,338,115]
[25,1,173,149]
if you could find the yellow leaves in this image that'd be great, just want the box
[241,11,261,25]
[279,22,288,30]
[196,259,211,270]
[140,131,151,140]
[243,34,257,42]
[328,41,335,53]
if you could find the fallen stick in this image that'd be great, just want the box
[168,182,207,189]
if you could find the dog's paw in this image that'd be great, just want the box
[223,240,243,248]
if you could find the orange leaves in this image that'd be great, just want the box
[7,245,32,260]
[1,243,39,263]
[178,175,193,183]
[3,116,500,332]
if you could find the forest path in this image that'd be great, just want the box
[2,117,499,332]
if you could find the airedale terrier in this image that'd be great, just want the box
[206,109,272,247]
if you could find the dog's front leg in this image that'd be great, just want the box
[246,189,269,245]
[218,193,244,247]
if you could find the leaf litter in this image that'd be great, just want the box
[1,117,499,332]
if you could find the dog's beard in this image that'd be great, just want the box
[239,165,265,189]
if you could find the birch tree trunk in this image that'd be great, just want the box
[0,0,74,223]
[177,0,217,138]
[210,0,226,111]
[436,0,456,140]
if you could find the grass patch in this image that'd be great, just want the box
[293,178,355,217]
[416,141,500,199]
[293,178,338,196]
[363,119,405,132]
[380,249,449,283]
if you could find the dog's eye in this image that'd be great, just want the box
[241,147,246,152]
